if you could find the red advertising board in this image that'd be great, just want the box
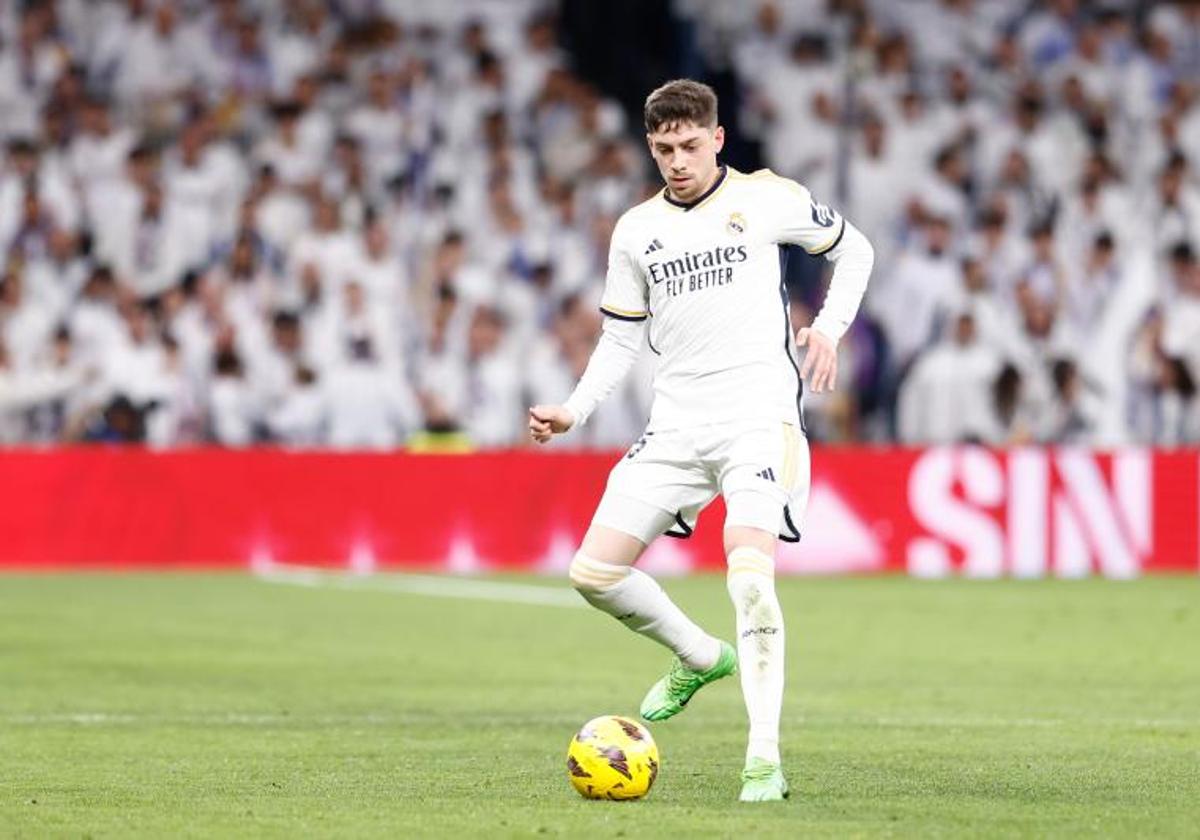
[0,447,1196,576]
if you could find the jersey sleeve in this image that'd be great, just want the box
[764,172,847,256]
[598,219,649,322]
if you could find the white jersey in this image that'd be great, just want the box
[599,166,847,432]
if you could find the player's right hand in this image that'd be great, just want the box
[528,405,575,444]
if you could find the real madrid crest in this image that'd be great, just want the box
[726,212,747,235]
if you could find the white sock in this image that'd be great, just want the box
[570,552,721,671]
[726,546,785,765]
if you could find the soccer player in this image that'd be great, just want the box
[529,80,873,802]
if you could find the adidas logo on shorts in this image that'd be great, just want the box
[756,468,776,483]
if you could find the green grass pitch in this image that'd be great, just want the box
[2,572,1198,838]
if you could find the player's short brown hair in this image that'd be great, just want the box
[643,79,718,134]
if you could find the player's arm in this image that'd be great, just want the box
[529,225,648,443]
[772,175,874,393]
[529,315,645,442]
[799,221,874,392]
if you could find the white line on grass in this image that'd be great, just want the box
[7,712,1198,729]
[255,563,585,609]
[4,712,401,726]
[849,715,1200,730]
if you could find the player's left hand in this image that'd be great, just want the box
[795,327,838,393]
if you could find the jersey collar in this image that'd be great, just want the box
[662,164,727,211]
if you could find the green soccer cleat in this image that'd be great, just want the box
[639,641,737,722]
[739,757,789,802]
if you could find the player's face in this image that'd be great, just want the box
[647,122,725,202]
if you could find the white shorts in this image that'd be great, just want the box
[592,420,811,546]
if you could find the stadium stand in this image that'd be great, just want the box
[0,0,1197,448]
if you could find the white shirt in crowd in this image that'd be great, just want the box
[898,319,1002,444]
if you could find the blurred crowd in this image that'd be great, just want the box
[690,0,1200,446]
[0,0,656,449]
[0,0,1197,449]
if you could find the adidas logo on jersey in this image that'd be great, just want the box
[644,238,664,255]
[756,467,776,483]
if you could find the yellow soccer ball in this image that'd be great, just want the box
[566,715,660,800]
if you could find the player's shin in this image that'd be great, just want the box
[569,551,720,671]
[726,546,785,765]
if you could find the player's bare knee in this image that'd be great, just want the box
[570,524,639,593]
[723,524,777,558]
[568,550,629,594]
[580,522,646,565]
